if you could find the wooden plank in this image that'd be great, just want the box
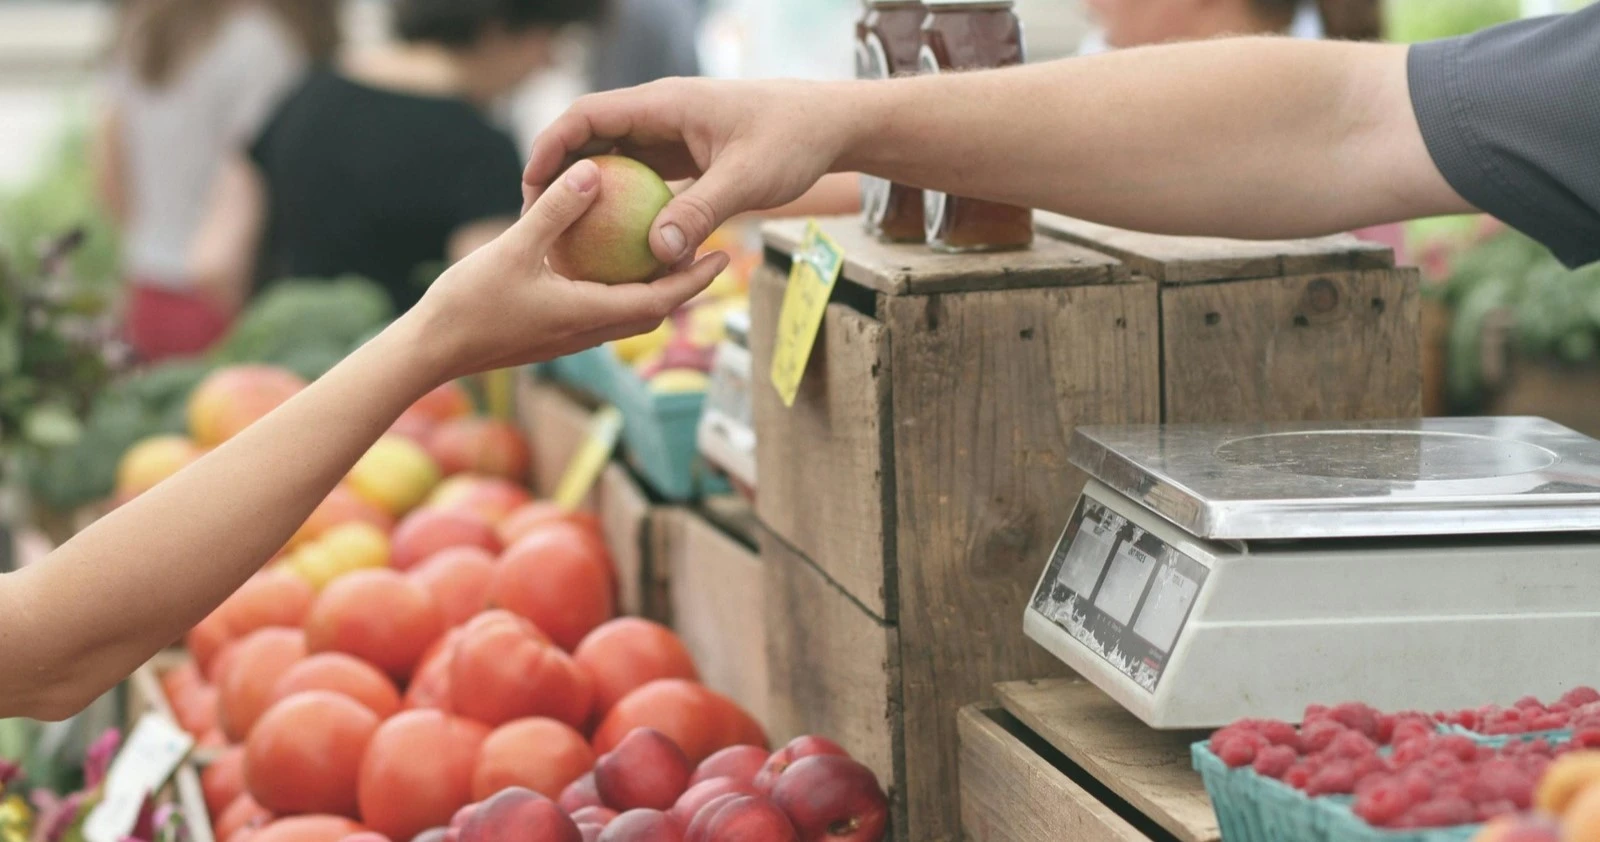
[595,463,656,619]
[516,374,598,501]
[1161,269,1422,423]
[662,508,770,726]
[884,282,1162,842]
[1037,212,1394,285]
[762,531,899,806]
[996,680,1219,842]
[750,264,894,619]
[762,216,1126,296]
[958,707,1150,842]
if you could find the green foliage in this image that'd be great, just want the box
[1440,229,1600,409]
[21,278,394,511]
[0,115,119,295]
[1385,0,1520,42]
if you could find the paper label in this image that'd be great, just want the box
[769,221,845,408]
[553,405,622,511]
[83,716,192,842]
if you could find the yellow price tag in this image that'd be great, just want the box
[770,220,845,408]
[553,405,623,511]
[484,368,514,421]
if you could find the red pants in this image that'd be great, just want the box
[125,283,232,362]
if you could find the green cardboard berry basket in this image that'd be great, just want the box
[539,348,730,502]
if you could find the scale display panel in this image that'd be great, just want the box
[1031,496,1210,694]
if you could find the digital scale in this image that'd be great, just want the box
[1023,416,1600,729]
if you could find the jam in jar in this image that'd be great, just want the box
[919,0,1033,252]
[856,1,928,242]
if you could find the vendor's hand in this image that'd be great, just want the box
[523,78,854,265]
[411,158,728,381]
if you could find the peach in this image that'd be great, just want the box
[691,746,769,788]
[670,779,760,828]
[348,436,441,516]
[449,611,593,729]
[490,524,615,651]
[472,718,595,801]
[221,570,316,637]
[188,366,307,447]
[303,569,444,682]
[407,382,474,425]
[204,747,248,819]
[596,810,682,842]
[1534,751,1600,814]
[1472,815,1560,841]
[271,653,402,719]
[391,508,501,571]
[450,806,477,831]
[687,795,795,842]
[427,419,531,483]
[116,435,202,500]
[460,788,580,842]
[429,476,532,525]
[341,834,392,842]
[769,756,887,842]
[560,773,604,814]
[754,737,848,795]
[547,156,673,286]
[568,808,617,828]
[594,728,692,812]
[576,827,602,842]
[218,628,307,742]
[289,485,394,551]
[408,547,496,627]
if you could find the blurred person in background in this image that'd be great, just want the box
[94,0,340,363]
[1077,0,1404,258]
[587,0,701,92]
[190,0,600,316]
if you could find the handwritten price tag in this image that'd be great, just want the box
[84,715,192,842]
[553,405,623,511]
[769,221,845,408]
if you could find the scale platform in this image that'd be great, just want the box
[1023,417,1600,729]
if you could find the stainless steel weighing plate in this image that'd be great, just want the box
[1069,416,1600,541]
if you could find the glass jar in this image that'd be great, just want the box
[919,0,1033,252]
[856,1,928,242]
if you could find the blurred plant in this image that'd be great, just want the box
[1384,0,1520,42]
[0,118,119,295]
[0,228,132,491]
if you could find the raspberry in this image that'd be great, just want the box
[1353,779,1414,827]
[1258,720,1302,752]
[1252,745,1298,779]
[1435,736,1480,763]
[1572,729,1600,749]
[1283,761,1314,791]
[1561,686,1600,707]
[1391,719,1434,746]
[1301,719,1347,753]
[1474,800,1517,823]
[1445,710,1480,731]
[1513,695,1545,711]
[1466,759,1534,809]
[1402,796,1476,828]
[1330,702,1382,740]
[1352,754,1392,782]
[1393,737,1433,765]
[1303,703,1330,722]
[1327,730,1381,761]
[1208,725,1249,754]
[1530,712,1569,731]
[1397,770,1435,803]
[1305,760,1359,796]
[1217,732,1268,768]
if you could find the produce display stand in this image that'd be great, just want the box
[126,651,217,842]
[749,215,1420,842]
[959,679,1216,842]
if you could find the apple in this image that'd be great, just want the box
[594,728,692,812]
[769,756,887,842]
[691,746,769,787]
[753,737,849,794]
[548,156,674,286]
[460,787,580,842]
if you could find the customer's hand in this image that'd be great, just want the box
[523,78,854,265]
[411,158,728,381]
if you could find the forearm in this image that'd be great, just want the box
[0,315,446,719]
[837,39,1468,239]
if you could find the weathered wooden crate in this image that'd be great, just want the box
[651,500,770,727]
[959,679,1219,842]
[750,215,1419,842]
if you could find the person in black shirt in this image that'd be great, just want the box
[190,0,601,314]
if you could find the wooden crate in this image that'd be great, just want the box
[750,215,1419,842]
[958,678,1220,842]
[128,653,218,842]
[653,501,770,726]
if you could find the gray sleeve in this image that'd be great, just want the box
[1408,6,1600,268]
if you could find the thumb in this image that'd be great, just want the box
[512,159,602,255]
[649,163,755,264]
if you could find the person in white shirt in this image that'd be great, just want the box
[94,0,339,362]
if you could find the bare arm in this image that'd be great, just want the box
[0,159,728,721]
[188,155,267,314]
[525,39,1471,261]
[91,105,130,227]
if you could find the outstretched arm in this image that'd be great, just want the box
[0,159,728,721]
[525,38,1469,263]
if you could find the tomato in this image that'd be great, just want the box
[202,747,247,820]
[592,680,768,765]
[358,710,488,842]
[272,653,402,719]
[218,629,307,742]
[448,611,592,730]
[573,619,699,717]
[304,570,444,682]
[472,718,595,801]
[248,816,364,842]
[488,524,614,651]
[407,548,495,627]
